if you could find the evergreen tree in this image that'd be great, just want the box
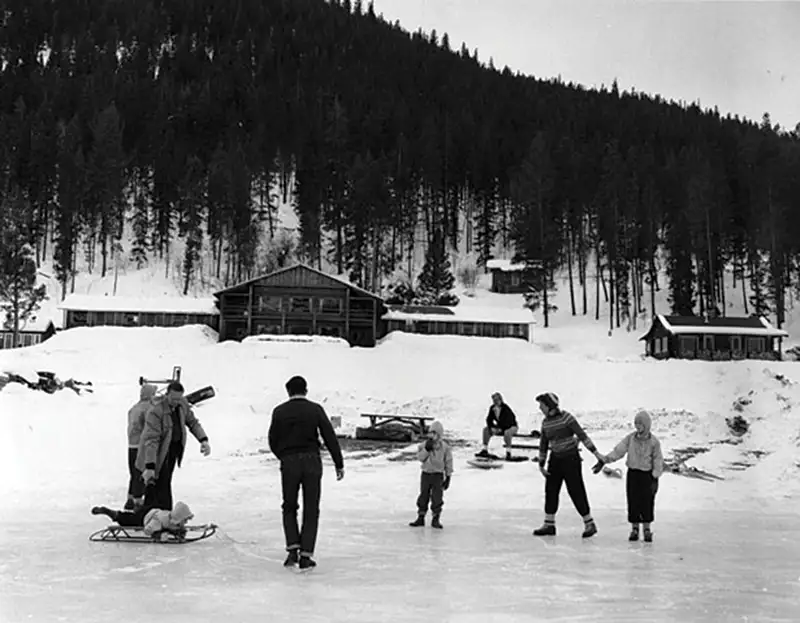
[415,228,458,305]
[0,196,48,347]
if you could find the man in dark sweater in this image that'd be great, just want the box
[268,375,345,570]
[533,392,604,539]
[476,392,519,460]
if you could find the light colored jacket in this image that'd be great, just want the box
[605,411,664,478]
[142,501,194,536]
[128,384,157,448]
[135,396,208,476]
[417,421,454,476]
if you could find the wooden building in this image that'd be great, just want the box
[0,314,58,349]
[58,295,219,331]
[639,314,788,361]
[382,305,534,342]
[486,259,540,294]
[213,263,387,347]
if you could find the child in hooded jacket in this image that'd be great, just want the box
[126,383,157,509]
[91,501,194,541]
[595,410,664,542]
[409,420,453,529]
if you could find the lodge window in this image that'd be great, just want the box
[510,273,522,286]
[258,296,283,312]
[289,297,311,313]
[289,325,312,335]
[318,326,341,337]
[256,324,282,335]
[461,322,476,336]
[730,336,742,352]
[746,337,765,353]
[124,313,138,326]
[703,335,714,351]
[678,336,697,355]
[71,311,87,326]
[318,298,343,315]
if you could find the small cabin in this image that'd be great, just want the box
[486,259,540,294]
[382,305,534,342]
[58,295,220,331]
[214,263,387,347]
[0,314,59,349]
[639,314,788,361]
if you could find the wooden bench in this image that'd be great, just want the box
[360,413,435,435]
[509,430,540,450]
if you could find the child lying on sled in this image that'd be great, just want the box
[91,501,194,541]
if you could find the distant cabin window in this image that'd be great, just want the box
[124,313,138,326]
[703,335,714,352]
[678,336,697,356]
[461,322,475,336]
[289,297,311,313]
[510,272,521,286]
[2,334,13,349]
[650,340,659,355]
[730,336,742,352]
[746,337,765,353]
[318,298,342,315]
[258,296,282,312]
[71,311,87,326]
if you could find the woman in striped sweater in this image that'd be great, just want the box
[533,392,606,539]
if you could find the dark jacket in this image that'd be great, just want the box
[268,396,344,470]
[486,403,518,431]
[136,396,208,476]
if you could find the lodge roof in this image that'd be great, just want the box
[213,263,383,301]
[639,314,788,340]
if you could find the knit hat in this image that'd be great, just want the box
[634,410,652,434]
[170,501,194,524]
[535,392,559,411]
[429,421,444,437]
[140,383,157,401]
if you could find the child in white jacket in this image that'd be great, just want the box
[91,501,194,540]
[595,410,664,542]
[409,420,453,529]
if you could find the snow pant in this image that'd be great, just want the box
[115,505,149,527]
[150,443,181,511]
[416,472,444,516]
[544,453,591,517]
[626,468,658,523]
[127,448,145,499]
[280,452,323,556]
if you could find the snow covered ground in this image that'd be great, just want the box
[2,319,800,621]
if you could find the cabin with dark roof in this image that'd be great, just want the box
[639,314,789,361]
[486,259,540,294]
[0,313,58,349]
[213,263,387,347]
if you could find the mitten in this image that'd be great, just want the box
[591,460,605,475]
[424,439,435,452]
[443,476,451,490]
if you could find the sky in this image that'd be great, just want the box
[371,0,800,131]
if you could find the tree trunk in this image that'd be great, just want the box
[595,243,601,321]
[567,228,576,316]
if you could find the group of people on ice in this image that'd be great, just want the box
[91,372,664,567]
[468,390,665,542]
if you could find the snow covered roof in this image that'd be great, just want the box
[485,259,533,272]
[383,305,535,325]
[57,294,219,315]
[640,314,788,339]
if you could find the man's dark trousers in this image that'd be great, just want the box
[544,454,591,517]
[151,443,181,511]
[280,452,323,556]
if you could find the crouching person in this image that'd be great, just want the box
[91,501,194,541]
[594,410,664,542]
[409,421,453,529]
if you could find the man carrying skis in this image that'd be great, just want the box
[268,375,345,570]
[532,392,604,538]
[137,382,211,511]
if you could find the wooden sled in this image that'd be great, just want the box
[89,523,217,544]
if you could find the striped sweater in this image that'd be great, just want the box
[538,410,597,463]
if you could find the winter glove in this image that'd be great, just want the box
[443,476,451,490]
[142,469,156,485]
[336,467,345,481]
[424,439,435,452]
[592,460,605,475]
[200,440,211,456]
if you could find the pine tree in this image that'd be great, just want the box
[415,228,458,305]
[0,196,48,347]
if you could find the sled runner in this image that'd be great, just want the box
[89,523,217,544]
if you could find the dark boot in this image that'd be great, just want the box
[123,498,135,511]
[409,515,425,527]
[533,524,556,536]
[582,522,598,539]
[431,515,443,529]
[628,526,639,542]
[283,549,300,567]
[643,529,653,543]
[298,555,317,570]
[91,506,118,521]
[475,449,490,458]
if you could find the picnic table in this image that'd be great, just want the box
[360,413,435,435]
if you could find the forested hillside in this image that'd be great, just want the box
[1,0,799,328]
